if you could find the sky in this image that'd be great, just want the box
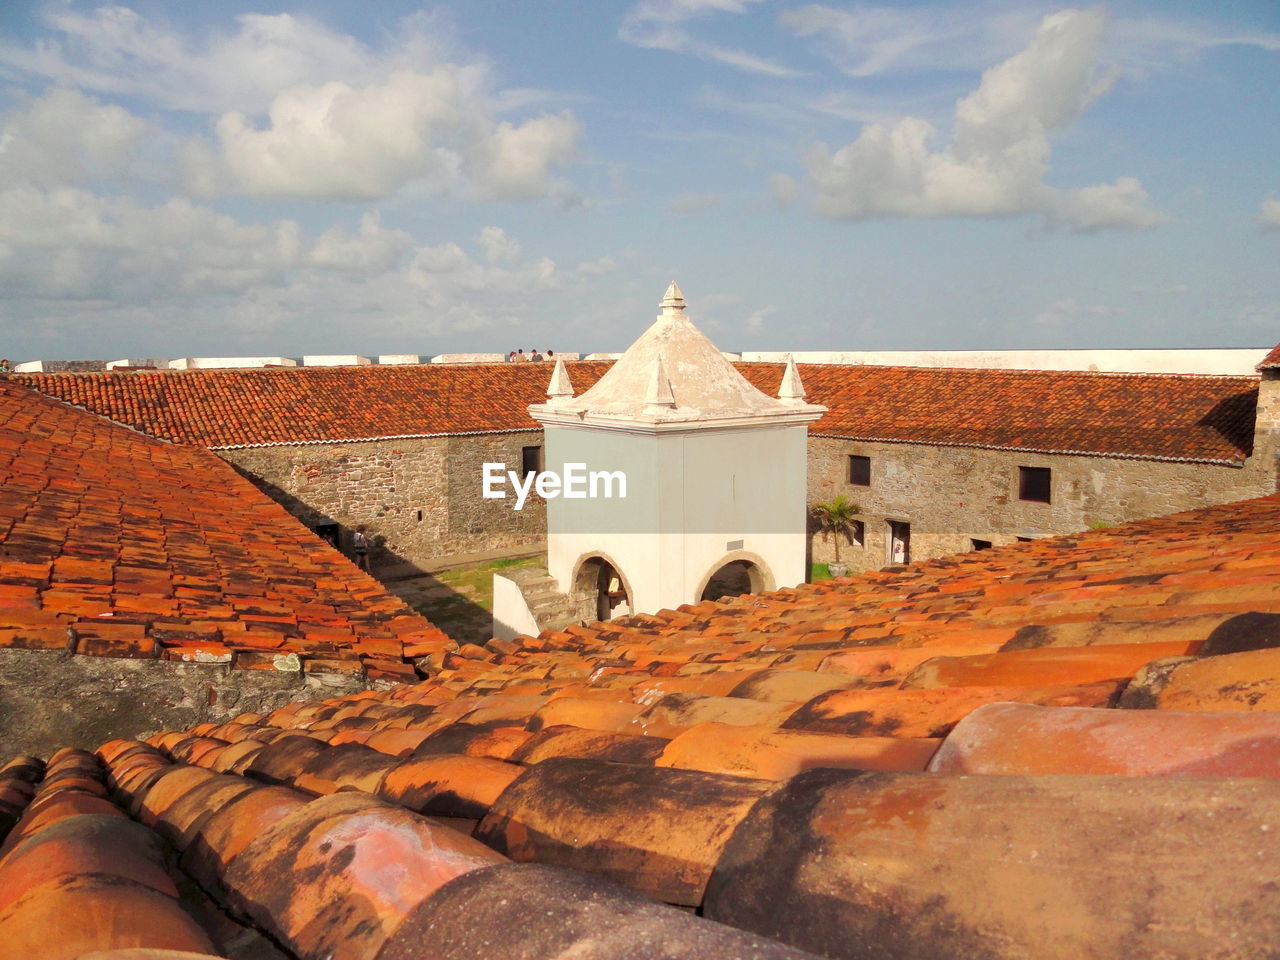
[0,0,1277,362]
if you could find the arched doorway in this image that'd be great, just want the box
[572,555,632,621]
[700,558,769,602]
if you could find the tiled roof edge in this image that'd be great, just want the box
[207,428,539,450]
[810,433,1249,466]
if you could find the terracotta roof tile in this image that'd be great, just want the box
[0,381,447,666]
[14,360,1258,462]
[724,768,1280,958]
[13,491,1280,956]
[1258,342,1280,370]
[931,702,1280,777]
[474,756,774,907]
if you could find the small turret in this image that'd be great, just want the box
[545,356,575,406]
[778,354,807,405]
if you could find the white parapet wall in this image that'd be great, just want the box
[377,355,421,365]
[429,353,507,364]
[302,355,372,367]
[107,358,168,370]
[740,348,1270,376]
[13,360,108,373]
[169,357,298,370]
[492,573,542,642]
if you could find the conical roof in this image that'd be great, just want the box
[532,283,824,428]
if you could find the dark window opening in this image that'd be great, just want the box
[416,509,423,522]
[313,523,339,548]
[848,455,871,486]
[851,520,865,547]
[971,538,992,551]
[1018,466,1052,503]
[522,445,543,480]
[1016,536,1034,543]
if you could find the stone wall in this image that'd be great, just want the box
[806,437,1277,573]
[215,424,1278,582]
[218,432,547,569]
[0,648,368,758]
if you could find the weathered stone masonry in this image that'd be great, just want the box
[214,372,1280,579]
[807,436,1277,572]
[217,431,547,568]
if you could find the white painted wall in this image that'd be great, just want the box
[544,422,810,616]
[740,349,1268,376]
[302,355,371,366]
[377,355,421,365]
[107,358,168,370]
[429,353,507,364]
[168,357,298,369]
[492,573,542,641]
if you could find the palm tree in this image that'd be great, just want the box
[810,495,861,568]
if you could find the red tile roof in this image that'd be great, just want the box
[15,361,1258,463]
[1258,343,1280,370]
[788,363,1256,463]
[5,494,1280,958]
[0,381,449,672]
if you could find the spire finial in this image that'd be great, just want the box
[659,281,686,317]
[778,353,807,405]
[546,356,575,404]
[644,356,677,410]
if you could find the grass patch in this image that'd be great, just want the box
[490,556,530,569]
[810,562,832,582]
[434,555,542,612]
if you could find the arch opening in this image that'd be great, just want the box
[700,559,768,602]
[572,555,632,621]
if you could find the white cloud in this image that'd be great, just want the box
[0,7,583,204]
[477,226,521,264]
[769,172,800,204]
[577,256,617,276]
[0,185,562,310]
[0,183,601,352]
[0,6,433,115]
[1259,195,1280,230]
[0,87,145,187]
[0,187,303,299]
[745,305,775,331]
[668,191,722,214]
[781,4,1280,80]
[308,213,412,273]
[187,67,581,203]
[780,4,1043,78]
[470,110,582,201]
[795,9,1166,231]
[619,0,800,76]
[1053,177,1168,232]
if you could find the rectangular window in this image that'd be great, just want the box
[971,538,992,551]
[521,445,543,479]
[1018,466,1052,503]
[851,520,865,547]
[848,455,871,486]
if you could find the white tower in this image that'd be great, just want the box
[529,283,825,618]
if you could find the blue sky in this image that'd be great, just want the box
[0,0,1276,361]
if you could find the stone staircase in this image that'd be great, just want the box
[502,565,594,635]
